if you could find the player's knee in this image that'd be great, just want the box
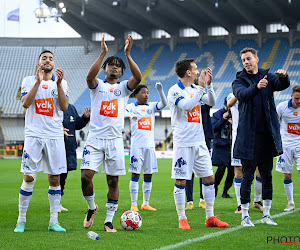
[107,176,118,189]
[284,173,292,180]
[81,170,93,185]
[23,174,37,183]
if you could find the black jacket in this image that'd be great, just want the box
[63,104,90,170]
[232,68,290,160]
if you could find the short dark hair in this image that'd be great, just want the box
[240,47,258,57]
[133,84,148,96]
[175,59,195,78]
[292,84,300,94]
[102,56,126,76]
[39,50,53,60]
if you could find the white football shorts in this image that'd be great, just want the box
[231,128,242,166]
[276,146,300,174]
[21,137,67,175]
[171,142,213,180]
[80,137,126,176]
[129,147,158,174]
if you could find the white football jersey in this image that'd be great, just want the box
[21,75,69,139]
[227,92,239,131]
[168,81,213,148]
[87,79,132,140]
[126,102,158,148]
[277,99,300,147]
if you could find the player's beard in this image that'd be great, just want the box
[43,65,53,73]
[109,73,118,79]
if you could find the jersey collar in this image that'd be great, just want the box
[104,79,120,84]
[135,101,149,106]
[177,80,196,89]
[35,74,55,81]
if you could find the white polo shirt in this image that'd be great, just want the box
[277,99,300,148]
[126,102,159,148]
[21,75,69,139]
[87,79,132,140]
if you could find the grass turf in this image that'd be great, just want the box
[0,158,299,249]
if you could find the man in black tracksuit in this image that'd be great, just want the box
[232,47,289,227]
[59,104,90,212]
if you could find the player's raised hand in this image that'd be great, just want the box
[124,34,133,55]
[197,70,205,87]
[101,34,108,54]
[55,68,64,85]
[257,75,268,89]
[205,67,213,85]
[84,107,91,118]
[155,82,163,91]
[36,64,44,83]
[275,69,287,78]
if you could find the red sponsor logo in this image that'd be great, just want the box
[42,84,48,89]
[100,99,118,117]
[187,105,201,123]
[109,88,114,93]
[141,108,146,112]
[138,117,152,130]
[293,112,298,116]
[287,123,300,135]
[35,98,54,117]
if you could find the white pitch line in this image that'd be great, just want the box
[154,208,300,250]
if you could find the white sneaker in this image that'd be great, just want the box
[59,204,68,213]
[284,202,295,212]
[261,215,277,225]
[241,216,255,227]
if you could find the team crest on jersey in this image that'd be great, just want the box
[51,89,58,97]
[114,89,121,96]
[293,112,298,116]
[147,109,152,114]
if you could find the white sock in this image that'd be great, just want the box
[18,180,35,223]
[234,178,242,206]
[142,178,152,206]
[83,192,96,210]
[254,176,262,202]
[105,201,118,224]
[48,186,61,224]
[202,182,215,219]
[200,198,205,203]
[284,180,294,203]
[241,203,249,219]
[263,199,272,216]
[129,177,139,206]
[173,184,186,220]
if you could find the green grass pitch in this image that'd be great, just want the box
[0,158,299,249]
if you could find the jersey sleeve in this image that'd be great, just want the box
[167,87,184,106]
[62,80,70,99]
[120,80,133,97]
[21,76,33,98]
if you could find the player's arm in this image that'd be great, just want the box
[227,95,237,108]
[155,82,167,110]
[56,68,69,111]
[125,34,142,90]
[270,70,290,91]
[170,88,204,112]
[125,104,137,120]
[276,103,284,124]
[86,34,107,89]
[198,67,216,106]
[232,78,260,102]
[21,64,44,108]
[76,107,90,130]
